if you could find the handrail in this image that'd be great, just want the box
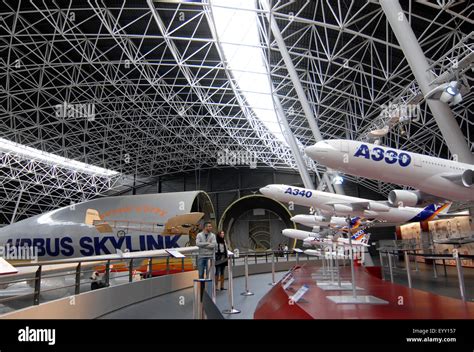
[0,248,314,314]
[9,247,199,267]
[378,248,474,260]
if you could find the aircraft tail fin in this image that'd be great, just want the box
[438,202,452,215]
[350,216,362,229]
[351,228,366,241]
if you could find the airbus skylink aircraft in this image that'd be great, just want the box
[0,192,206,295]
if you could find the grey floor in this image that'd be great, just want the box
[99,271,285,319]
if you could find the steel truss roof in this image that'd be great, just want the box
[0,0,472,222]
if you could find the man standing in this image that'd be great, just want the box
[196,221,217,279]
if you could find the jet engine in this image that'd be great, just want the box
[329,217,348,227]
[367,202,390,212]
[462,169,473,187]
[332,204,353,214]
[388,190,423,207]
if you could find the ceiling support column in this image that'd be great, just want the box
[380,0,473,163]
[261,0,345,193]
[273,91,315,190]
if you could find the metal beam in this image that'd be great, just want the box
[10,188,23,224]
[261,0,344,194]
[380,0,473,163]
[272,90,315,190]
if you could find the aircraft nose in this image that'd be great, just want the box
[305,141,335,160]
[290,215,304,222]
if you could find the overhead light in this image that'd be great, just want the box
[440,81,462,104]
[445,85,458,96]
[426,80,466,106]
[0,137,118,177]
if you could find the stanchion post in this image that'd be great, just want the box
[193,279,210,319]
[222,254,240,314]
[404,251,412,288]
[379,250,385,281]
[33,265,42,305]
[269,252,276,285]
[414,251,419,271]
[148,258,153,278]
[209,257,216,303]
[75,262,81,295]
[387,252,394,283]
[330,249,335,284]
[432,258,438,279]
[454,251,466,301]
[128,259,134,283]
[104,260,111,287]
[241,255,254,296]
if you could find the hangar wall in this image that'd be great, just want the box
[124,167,395,248]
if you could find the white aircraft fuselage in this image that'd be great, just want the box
[260,184,450,224]
[0,192,204,261]
[305,139,474,202]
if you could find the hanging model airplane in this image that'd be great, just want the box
[260,184,452,224]
[305,139,474,204]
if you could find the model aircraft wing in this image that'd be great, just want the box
[85,208,113,233]
[324,201,369,211]
[85,209,204,235]
[161,212,205,235]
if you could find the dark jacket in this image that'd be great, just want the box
[215,237,228,267]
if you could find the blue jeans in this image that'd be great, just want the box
[197,257,211,279]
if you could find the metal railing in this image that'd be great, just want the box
[0,251,196,312]
[0,248,318,316]
[378,248,473,301]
